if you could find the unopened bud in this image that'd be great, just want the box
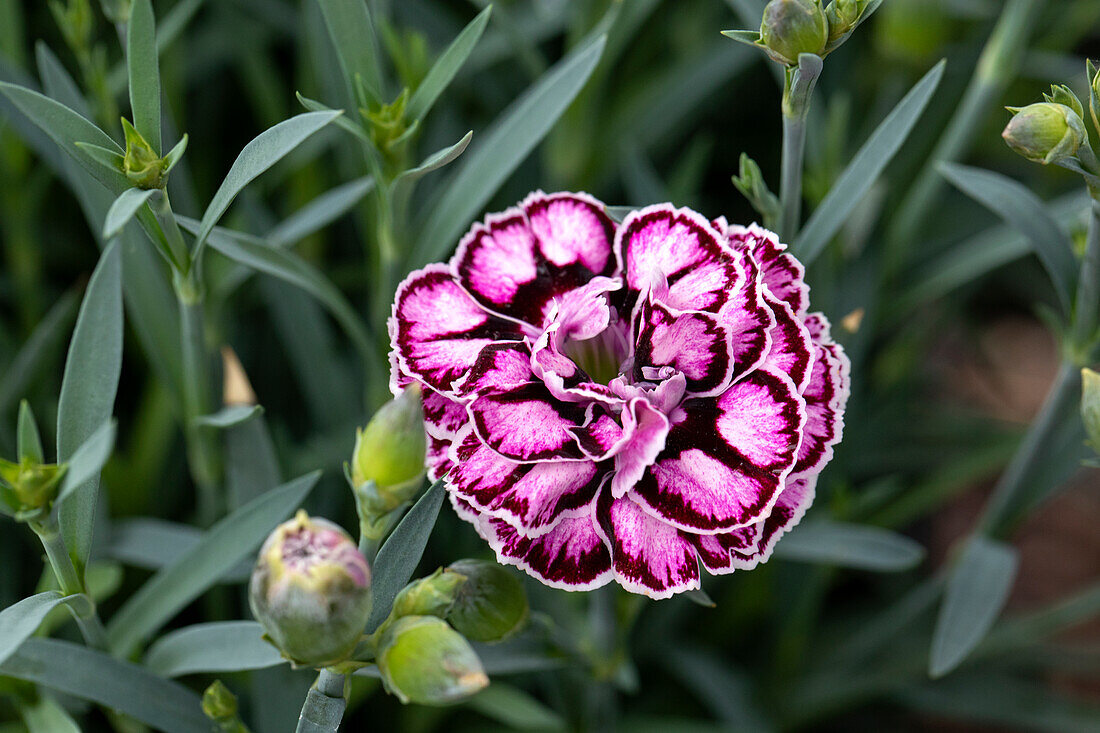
[351,385,427,508]
[122,118,166,189]
[1002,103,1086,165]
[390,567,466,620]
[377,616,488,705]
[825,0,864,47]
[759,0,828,66]
[0,458,66,513]
[1083,368,1100,452]
[249,511,372,667]
[445,560,528,643]
[1089,59,1100,138]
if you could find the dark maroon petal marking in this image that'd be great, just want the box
[731,473,818,568]
[761,292,814,393]
[633,297,733,396]
[716,253,774,380]
[631,368,806,531]
[791,314,850,475]
[689,524,760,574]
[595,492,701,599]
[467,383,587,461]
[726,223,808,317]
[455,342,535,396]
[484,507,613,591]
[390,265,524,394]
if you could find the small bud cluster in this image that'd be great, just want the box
[0,402,67,520]
[726,0,881,68]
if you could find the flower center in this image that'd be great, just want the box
[562,318,631,385]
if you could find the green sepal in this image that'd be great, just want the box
[17,400,45,464]
[73,142,125,173]
[732,152,781,230]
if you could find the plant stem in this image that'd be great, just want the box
[1072,198,1100,350]
[885,0,1043,271]
[778,55,822,242]
[296,669,347,733]
[151,189,192,272]
[29,519,108,650]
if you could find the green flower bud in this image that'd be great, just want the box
[0,458,66,513]
[377,616,488,705]
[351,385,427,507]
[390,567,466,620]
[1002,103,1086,165]
[1089,59,1100,139]
[122,118,166,189]
[202,680,250,733]
[445,560,528,643]
[759,0,829,66]
[1082,368,1100,452]
[249,511,372,668]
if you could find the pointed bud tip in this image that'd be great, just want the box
[1002,103,1085,165]
[759,0,829,66]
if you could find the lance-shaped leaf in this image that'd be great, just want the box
[0,592,67,665]
[794,60,945,265]
[0,293,78,416]
[127,0,161,153]
[930,536,1019,677]
[103,187,157,241]
[56,240,123,573]
[145,621,283,677]
[407,6,491,122]
[106,471,321,657]
[940,162,1077,311]
[20,695,81,733]
[366,480,445,632]
[193,404,262,429]
[317,0,385,104]
[192,110,342,261]
[55,420,116,507]
[296,92,369,143]
[393,131,472,197]
[267,175,374,247]
[16,401,44,464]
[772,520,925,571]
[0,638,209,732]
[412,35,607,267]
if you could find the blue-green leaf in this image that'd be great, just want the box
[940,162,1077,311]
[393,131,472,194]
[126,0,161,153]
[0,592,65,666]
[103,188,157,241]
[16,401,44,464]
[267,175,374,248]
[193,404,262,429]
[56,240,123,573]
[106,471,321,657]
[20,695,81,733]
[193,111,341,260]
[407,6,492,122]
[0,638,208,732]
[466,684,567,731]
[106,518,250,582]
[793,60,945,265]
[316,0,384,104]
[145,621,283,677]
[930,536,1019,677]
[412,35,607,267]
[0,292,79,417]
[55,420,116,506]
[772,520,925,571]
[366,480,445,632]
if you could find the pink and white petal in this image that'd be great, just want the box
[611,399,670,498]
[447,431,603,535]
[761,292,814,393]
[633,298,732,396]
[792,332,849,475]
[468,384,587,461]
[523,191,616,276]
[455,342,536,396]
[726,223,808,317]
[390,265,523,393]
[427,432,455,481]
[531,327,624,406]
[731,473,818,569]
[688,524,760,575]
[571,408,628,460]
[485,508,613,591]
[618,205,732,305]
[596,493,701,599]
[422,388,469,438]
[715,256,774,379]
[632,368,806,531]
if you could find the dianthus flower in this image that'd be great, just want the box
[390,192,849,598]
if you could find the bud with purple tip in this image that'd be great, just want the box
[249,511,372,667]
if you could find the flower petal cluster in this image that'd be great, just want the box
[389,192,849,598]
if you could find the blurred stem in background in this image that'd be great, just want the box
[885,0,1043,272]
[779,53,822,239]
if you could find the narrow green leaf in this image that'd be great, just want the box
[267,175,375,248]
[145,621,283,677]
[666,646,771,731]
[466,684,567,731]
[605,205,637,223]
[55,420,116,507]
[296,92,369,143]
[0,591,65,666]
[193,111,341,259]
[104,188,157,241]
[225,409,282,511]
[57,240,123,573]
[316,0,384,104]
[684,588,716,608]
[930,536,1019,678]
[407,6,491,122]
[793,60,945,264]
[161,133,188,173]
[126,0,161,153]
[940,162,1077,311]
[393,131,472,191]
[193,404,262,429]
[16,401,44,464]
[106,471,321,657]
[20,695,81,733]
[413,35,607,267]
[0,82,128,192]
[772,520,925,571]
[366,480,445,632]
[107,518,250,582]
[0,292,78,417]
[0,638,209,732]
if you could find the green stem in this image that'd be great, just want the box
[779,55,822,241]
[885,0,1043,270]
[151,189,192,273]
[1072,199,1100,350]
[296,669,347,733]
[29,519,108,650]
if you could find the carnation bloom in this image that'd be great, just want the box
[389,192,849,598]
